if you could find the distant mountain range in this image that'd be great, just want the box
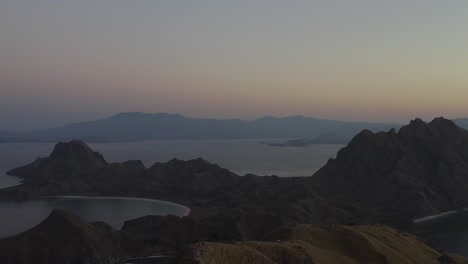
[1,112,467,143]
[0,112,401,143]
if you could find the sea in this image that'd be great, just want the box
[0,139,342,238]
[1,140,464,258]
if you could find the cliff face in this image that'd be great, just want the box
[312,118,468,218]
[0,209,133,264]
[173,224,467,264]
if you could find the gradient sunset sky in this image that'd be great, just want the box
[1,1,467,130]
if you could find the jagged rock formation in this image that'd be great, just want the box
[173,224,467,264]
[0,209,137,264]
[312,117,468,220]
[9,140,107,185]
[3,140,239,200]
[144,158,239,195]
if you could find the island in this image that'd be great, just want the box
[2,117,468,263]
[261,132,349,147]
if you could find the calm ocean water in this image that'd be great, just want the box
[0,139,343,238]
[0,139,343,189]
[0,196,189,238]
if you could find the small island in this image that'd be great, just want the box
[261,132,349,147]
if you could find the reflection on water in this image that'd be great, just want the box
[0,196,189,238]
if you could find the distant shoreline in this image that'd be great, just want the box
[51,195,191,216]
[412,210,459,223]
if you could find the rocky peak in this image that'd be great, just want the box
[51,139,93,156]
[429,117,464,136]
[7,140,108,183]
[35,208,90,231]
[50,140,105,162]
[313,117,468,220]
[398,117,468,151]
[334,129,400,163]
[47,140,107,168]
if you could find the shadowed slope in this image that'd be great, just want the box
[173,224,467,264]
[0,209,133,264]
[312,118,468,219]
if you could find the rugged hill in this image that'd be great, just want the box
[173,224,467,264]
[312,118,468,219]
[0,209,136,264]
[144,158,240,194]
[3,140,240,199]
[0,112,398,142]
[8,140,107,185]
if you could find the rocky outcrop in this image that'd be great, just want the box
[144,158,239,195]
[6,140,107,185]
[0,209,136,264]
[312,118,468,219]
[173,224,467,264]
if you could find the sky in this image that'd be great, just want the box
[1,1,468,131]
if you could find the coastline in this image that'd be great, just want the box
[51,195,191,216]
[412,210,459,223]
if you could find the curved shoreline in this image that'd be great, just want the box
[413,210,459,223]
[51,195,191,216]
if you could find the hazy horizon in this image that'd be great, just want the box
[2,110,466,133]
[1,111,407,132]
[1,1,468,130]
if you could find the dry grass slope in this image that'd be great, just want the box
[173,224,468,264]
